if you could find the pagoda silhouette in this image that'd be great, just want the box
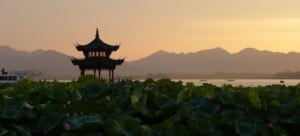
[71,28,124,82]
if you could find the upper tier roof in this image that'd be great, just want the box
[76,28,119,52]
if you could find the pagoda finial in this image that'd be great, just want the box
[95,28,99,39]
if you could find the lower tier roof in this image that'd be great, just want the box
[71,57,124,70]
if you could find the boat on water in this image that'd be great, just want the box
[0,73,28,83]
[280,80,285,83]
[0,68,40,83]
[227,79,235,82]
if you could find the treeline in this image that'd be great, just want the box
[272,71,300,79]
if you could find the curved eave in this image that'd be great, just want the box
[115,59,125,65]
[75,45,83,51]
[71,58,81,65]
[75,38,120,52]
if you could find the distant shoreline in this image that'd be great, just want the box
[30,78,300,87]
[33,72,300,81]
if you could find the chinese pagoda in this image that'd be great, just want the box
[71,28,124,82]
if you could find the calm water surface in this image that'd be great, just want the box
[53,79,300,87]
[174,79,300,87]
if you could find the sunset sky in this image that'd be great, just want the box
[1,0,300,61]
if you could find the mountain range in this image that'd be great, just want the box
[0,45,78,79]
[1,45,300,79]
[119,47,300,75]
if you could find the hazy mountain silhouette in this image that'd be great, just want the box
[116,47,300,75]
[1,45,300,79]
[0,45,78,79]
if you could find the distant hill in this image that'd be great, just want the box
[2,45,300,79]
[273,71,300,79]
[0,45,79,79]
[116,47,300,76]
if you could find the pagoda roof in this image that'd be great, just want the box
[71,57,124,70]
[76,28,119,52]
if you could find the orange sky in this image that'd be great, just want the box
[1,0,300,61]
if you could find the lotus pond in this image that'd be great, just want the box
[0,76,300,136]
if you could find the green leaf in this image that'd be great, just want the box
[77,75,99,84]
[22,109,37,119]
[37,112,63,132]
[248,91,262,109]
[71,90,82,101]
[221,110,244,126]
[188,117,215,135]
[272,126,288,136]
[154,94,174,110]
[0,128,8,136]
[130,95,139,104]
[132,103,148,115]
[104,118,122,136]
[0,107,22,119]
[270,100,281,109]
[84,84,107,99]
[66,115,103,131]
[280,115,300,124]
[281,98,297,111]
[177,90,190,104]
[118,115,141,136]
[2,95,12,100]
[0,131,16,136]
[13,125,32,136]
[190,98,206,108]
[23,101,34,109]
[236,121,257,136]
[140,125,152,136]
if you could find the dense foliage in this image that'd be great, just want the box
[0,76,300,135]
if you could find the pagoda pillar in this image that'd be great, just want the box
[108,70,111,82]
[112,70,114,83]
[80,69,85,76]
[98,69,101,80]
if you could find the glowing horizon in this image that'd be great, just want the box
[1,0,300,61]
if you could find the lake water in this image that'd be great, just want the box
[52,79,300,87]
[173,79,300,87]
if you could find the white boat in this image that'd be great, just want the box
[0,68,33,83]
[0,73,28,83]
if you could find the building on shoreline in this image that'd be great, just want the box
[71,28,124,82]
